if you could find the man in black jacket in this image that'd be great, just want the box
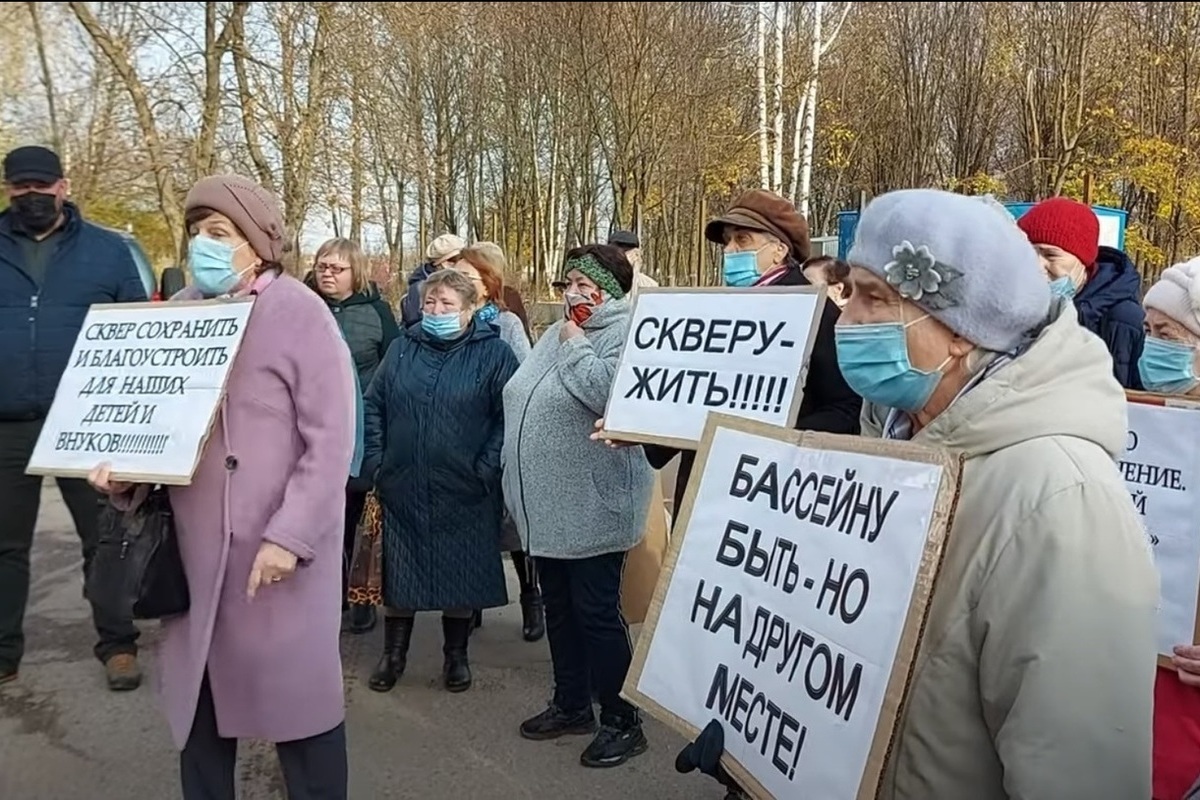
[642,189,862,517]
[0,146,147,691]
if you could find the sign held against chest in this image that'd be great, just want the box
[624,414,960,800]
[26,298,254,486]
[1122,392,1200,663]
[602,287,825,449]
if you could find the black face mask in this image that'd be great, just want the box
[10,192,61,234]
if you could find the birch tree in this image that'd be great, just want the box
[770,1,785,193]
[756,0,770,188]
[791,1,852,217]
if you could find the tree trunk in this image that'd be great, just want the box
[196,2,248,177]
[771,1,785,193]
[67,2,185,246]
[230,11,275,189]
[756,1,770,188]
[27,3,61,156]
[798,2,824,219]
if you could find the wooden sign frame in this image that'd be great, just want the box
[1126,390,1200,668]
[622,412,962,800]
[25,297,255,486]
[600,286,827,450]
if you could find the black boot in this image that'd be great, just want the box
[442,615,473,692]
[348,603,377,634]
[520,591,545,642]
[368,616,413,692]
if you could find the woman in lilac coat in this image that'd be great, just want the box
[89,175,356,800]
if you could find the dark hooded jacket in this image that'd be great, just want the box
[305,274,400,391]
[400,262,437,327]
[1075,245,1145,390]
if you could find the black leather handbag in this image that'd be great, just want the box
[86,486,190,620]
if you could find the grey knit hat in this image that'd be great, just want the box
[847,189,1051,353]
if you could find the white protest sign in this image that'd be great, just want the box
[625,414,958,800]
[1121,396,1200,658]
[26,299,254,486]
[602,287,824,448]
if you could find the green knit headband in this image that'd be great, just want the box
[565,254,625,300]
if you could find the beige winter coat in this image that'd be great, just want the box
[877,301,1158,799]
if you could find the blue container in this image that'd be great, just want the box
[836,211,859,261]
[835,202,1128,259]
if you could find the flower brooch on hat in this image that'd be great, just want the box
[883,241,965,311]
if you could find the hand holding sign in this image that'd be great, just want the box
[88,462,134,497]
[590,417,638,449]
[1173,644,1200,688]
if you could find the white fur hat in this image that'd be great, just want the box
[1144,256,1200,338]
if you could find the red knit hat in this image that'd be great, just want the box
[1016,197,1100,272]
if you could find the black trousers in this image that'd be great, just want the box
[180,674,348,800]
[342,489,368,607]
[538,551,638,724]
[0,419,139,671]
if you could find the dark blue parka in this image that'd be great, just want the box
[0,203,146,420]
[363,320,519,610]
[1075,245,1146,390]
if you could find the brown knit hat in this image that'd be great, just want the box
[185,174,285,263]
[705,189,811,261]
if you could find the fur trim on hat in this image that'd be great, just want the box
[1144,256,1200,339]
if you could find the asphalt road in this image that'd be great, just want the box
[0,480,719,800]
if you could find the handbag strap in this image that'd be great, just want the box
[123,483,153,525]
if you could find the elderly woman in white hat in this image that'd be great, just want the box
[1136,256,1200,799]
[682,189,1159,800]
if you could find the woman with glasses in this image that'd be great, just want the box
[309,237,400,634]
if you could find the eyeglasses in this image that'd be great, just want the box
[316,263,348,275]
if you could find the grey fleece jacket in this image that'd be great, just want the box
[501,298,653,559]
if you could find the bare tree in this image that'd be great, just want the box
[27,3,61,155]
[756,0,770,188]
[67,1,186,237]
[791,2,852,216]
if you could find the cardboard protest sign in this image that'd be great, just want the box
[624,413,960,800]
[26,299,254,486]
[1122,392,1200,661]
[601,287,824,448]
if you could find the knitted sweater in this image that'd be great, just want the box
[501,298,653,559]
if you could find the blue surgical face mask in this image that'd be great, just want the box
[834,318,952,412]
[722,249,761,288]
[1138,336,1199,394]
[189,235,249,297]
[422,311,463,339]
[1049,276,1077,300]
